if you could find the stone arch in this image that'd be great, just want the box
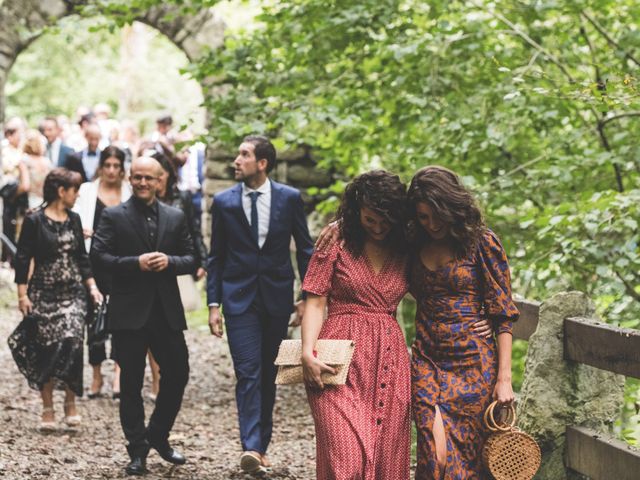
[0,0,225,124]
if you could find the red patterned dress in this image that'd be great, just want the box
[410,230,519,479]
[302,241,411,480]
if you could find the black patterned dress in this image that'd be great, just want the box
[9,210,90,396]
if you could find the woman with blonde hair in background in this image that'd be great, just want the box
[20,129,52,209]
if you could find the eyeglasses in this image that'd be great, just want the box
[130,174,158,182]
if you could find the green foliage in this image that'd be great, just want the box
[185,0,640,441]
[6,17,205,134]
[187,0,640,327]
[94,0,640,444]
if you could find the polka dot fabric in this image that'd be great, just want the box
[302,241,411,480]
[410,229,519,480]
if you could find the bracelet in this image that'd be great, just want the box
[89,285,99,292]
[18,295,28,302]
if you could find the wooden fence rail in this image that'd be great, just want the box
[513,298,640,479]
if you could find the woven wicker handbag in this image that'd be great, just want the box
[274,339,355,385]
[482,401,541,480]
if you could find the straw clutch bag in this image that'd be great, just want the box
[274,339,355,385]
[482,401,541,480]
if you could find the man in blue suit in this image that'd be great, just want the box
[41,117,73,167]
[206,135,313,474]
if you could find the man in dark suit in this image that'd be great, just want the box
[65,124,102,182]
[207,135,314,474]
[41,117,73,167]
[92,156,196,476]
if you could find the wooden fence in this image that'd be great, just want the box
[513,299,640,480]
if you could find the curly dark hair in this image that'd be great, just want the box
[337,170,407,256]
[407,166,485,258]
[42,168,82,206]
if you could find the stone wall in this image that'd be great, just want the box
[517,291,626,479]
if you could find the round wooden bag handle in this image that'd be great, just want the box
[484,401,516,432]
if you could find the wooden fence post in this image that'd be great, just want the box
[517,291,625,479]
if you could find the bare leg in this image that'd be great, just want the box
[433,405,447,480]
[40,380,54,422]
[64,387,77,417]
[148,350,160,398]
[90,364,103,395]
[112,362,121,394]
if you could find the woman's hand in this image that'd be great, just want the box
[471,318,493,338]
[196,267,206,280]
[18,295,33,316]
[89,287,104,305]
[82,228,94,239]
[302,352,336,390]
[315,221,340,251]
[493,378,515,404]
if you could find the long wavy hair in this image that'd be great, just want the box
[407,166,485,258]
[337,170,407,256]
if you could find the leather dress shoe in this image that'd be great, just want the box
[149,440,186,465]
[125,456,148,476]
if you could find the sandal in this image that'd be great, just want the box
[39,407,56,432]
[63,402,82,427]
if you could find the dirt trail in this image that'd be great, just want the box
[0,281,316,479]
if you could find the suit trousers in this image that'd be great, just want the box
[112,298,190,458]
[225,294,290,454]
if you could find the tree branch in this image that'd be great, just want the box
[581,10,640,68]
[615,270,640,303]
[470,1,575,82]
[599,111,640,128]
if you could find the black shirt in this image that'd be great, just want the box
[132,196,159,247]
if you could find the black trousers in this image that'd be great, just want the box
[112,300,189,458]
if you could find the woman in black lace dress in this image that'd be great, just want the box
[9,168,103,431]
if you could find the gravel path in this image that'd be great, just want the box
[0,280,316,479]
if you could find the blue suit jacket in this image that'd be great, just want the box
[206,180,314,317]
[58,144,74,168]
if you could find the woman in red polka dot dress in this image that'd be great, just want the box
[408,166,519,480]
[301,170,412,480]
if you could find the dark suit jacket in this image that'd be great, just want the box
[66,149,101,182]
[65,153,89,182]
[206,180,314,317]
[91,197,197,331]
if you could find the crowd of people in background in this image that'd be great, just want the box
[1,106,207,405]
[1,105,206,266]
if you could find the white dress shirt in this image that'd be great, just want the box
[242,179,271,248]
[178,144,203,193]
[47,138,61,166]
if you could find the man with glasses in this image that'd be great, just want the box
[92,156,196,476]
[206,135,314,474]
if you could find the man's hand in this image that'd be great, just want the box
[148,252,169,271]
[290,299,306,327]
[195,267,206,280]
[138,253,154,271]
[208,306,224,337]
[82,228,93,239]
